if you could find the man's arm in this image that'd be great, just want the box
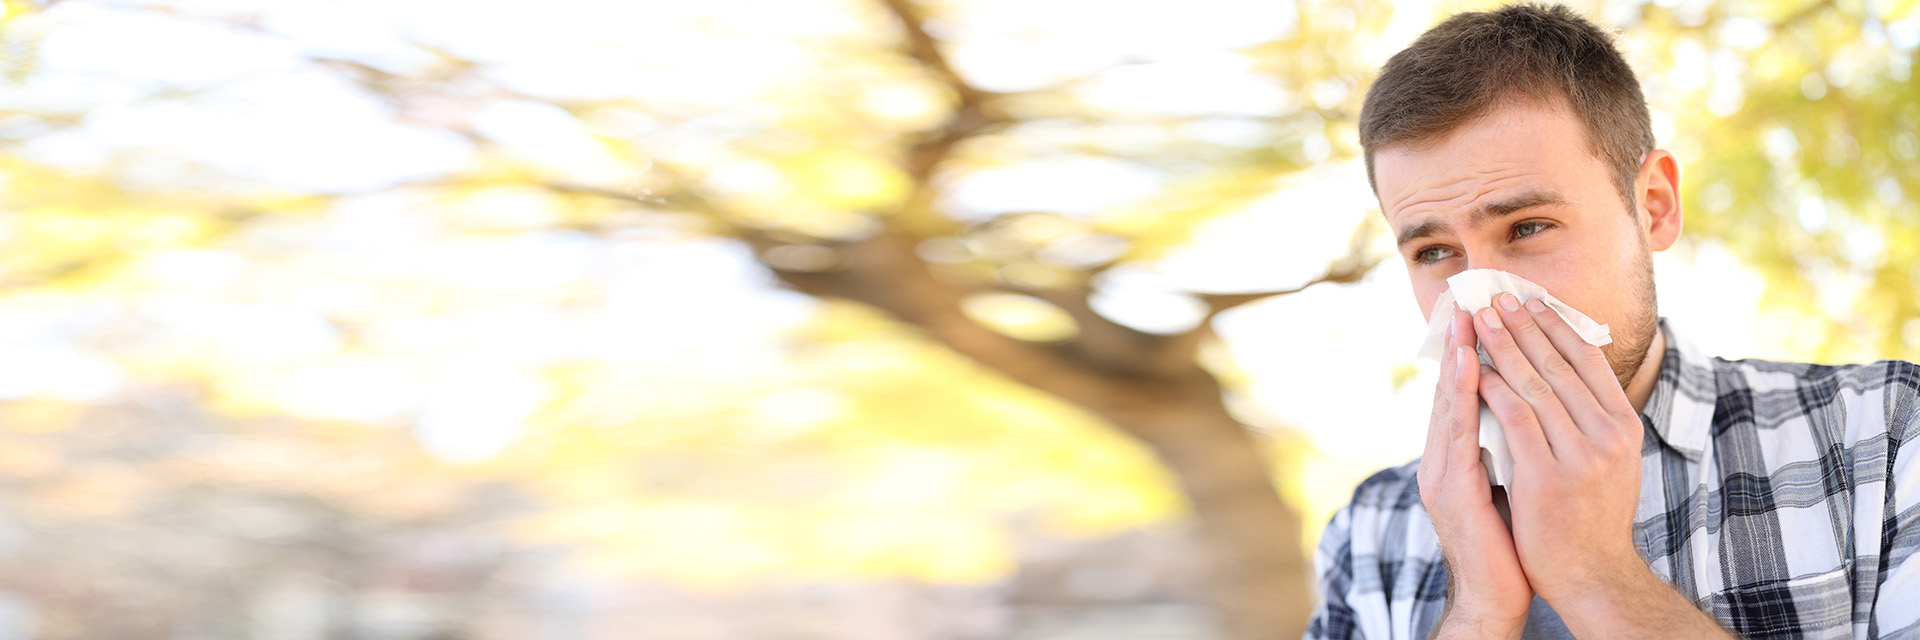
[1548,563,1733,638]
[1469,294,1734,638]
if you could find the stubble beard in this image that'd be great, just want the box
[1600,245,1661,390]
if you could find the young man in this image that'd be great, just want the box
[1306,5,1920,639]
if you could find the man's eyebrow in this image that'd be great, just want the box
[1470,191,1565,227]
[1395,219,1447,249]
[1394,191,1568,248]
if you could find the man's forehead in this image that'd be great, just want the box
[1372,102,1591,224]
[1378,160,1537,221]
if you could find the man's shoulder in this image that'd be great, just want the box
[1314,459,1443,623]
[1709,355,1920,434]
[1345,459,1422,511]
[1323,459,1427,542]
[1711,354,1919,390]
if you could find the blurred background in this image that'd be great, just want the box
[0,0,1911,638]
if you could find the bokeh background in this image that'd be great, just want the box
[0,0,1912,638]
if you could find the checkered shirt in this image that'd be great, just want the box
[1304,319,1920,639]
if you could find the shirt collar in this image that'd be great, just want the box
[1638,318,1717,461]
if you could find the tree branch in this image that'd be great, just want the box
[528,178,1154,414]
[1196,276,1331,318]
[539,172,755,240]
[875,0,989,110]
[757,230,1144,414]
[1196,247,1382,324]
[1193,215,1387,325]
[1017,281,1169,377]
[872,0,1009,238]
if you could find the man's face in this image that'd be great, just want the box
[1374,98,1661,385]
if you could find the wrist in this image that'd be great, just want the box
[1548,563,1694,636]
[1437,600,1527,640]
[1529,542,1645,603]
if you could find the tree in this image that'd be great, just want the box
[299,0,1393,635]
[1628,0,1920,363]
[0,1,1912,638]
[522,2,1388,636]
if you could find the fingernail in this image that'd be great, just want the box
[1449,314,1458,342]
[1525,299,1548,313]
[1479,306,1503,329]
[1498,292,1520,312]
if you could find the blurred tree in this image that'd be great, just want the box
[0,1,1911,639]
[1628,0,1920,362]
[298,0,1920,633]
[293,1,1396,637]
[491,2,1391,636]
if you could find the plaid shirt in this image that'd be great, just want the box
[1305,319,1920,639]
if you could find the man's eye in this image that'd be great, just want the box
[1512,220,1555,239]
[1415,246,1456,264]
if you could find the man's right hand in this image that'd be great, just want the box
[1417,307,1533,638]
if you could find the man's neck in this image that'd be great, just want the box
[1624,328,1666,415]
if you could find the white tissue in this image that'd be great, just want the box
[1417,269,1612,488]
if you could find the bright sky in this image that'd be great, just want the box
[0,0,1856,503]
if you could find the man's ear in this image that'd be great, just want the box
[1638,149,1683,251]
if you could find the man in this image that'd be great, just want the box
[1305,4,1920,639]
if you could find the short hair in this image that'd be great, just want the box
[1359,3,1654,211]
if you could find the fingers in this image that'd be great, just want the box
[1453,306,1478,355]
[1448,344,1485,480]
[1450,308,1479,432]
[1421,338,1455,486]
[1474,296,1587,453]
[1422,308,1484,495]
[1490,294,1613,438]
[1477,364,1553,466]
[1522,298,1637,419]
[1447,309,1484,474]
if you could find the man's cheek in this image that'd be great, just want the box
[1413,286,1447,323]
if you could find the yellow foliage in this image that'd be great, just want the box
[0,0,32,25]
[788,148,910,211]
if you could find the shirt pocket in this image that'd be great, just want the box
[1702,561,1853,640]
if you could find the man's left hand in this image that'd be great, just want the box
[1469,292,1647,604]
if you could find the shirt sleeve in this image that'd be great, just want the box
[1305,503,1364,640]
[1306,461,1441,639]
[1867,362,1920,638]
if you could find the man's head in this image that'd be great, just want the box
[1361,3,1682,387]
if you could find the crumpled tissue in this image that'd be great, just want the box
[1416,269,1612,488]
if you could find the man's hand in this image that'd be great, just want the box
[1419,307,1531,639]
[1472,292,1733,638]
[1470,293,1644,600]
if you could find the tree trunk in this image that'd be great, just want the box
[1107,381,1312,640]
[759,229,1320,639]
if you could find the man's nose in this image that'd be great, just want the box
[1464,252,1512,273]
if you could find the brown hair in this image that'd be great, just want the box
[1359,3,1654,210]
